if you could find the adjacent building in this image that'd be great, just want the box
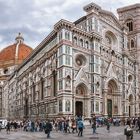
[0,33,33,118]
[3,3,140,120]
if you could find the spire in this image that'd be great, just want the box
[15,32,24,44]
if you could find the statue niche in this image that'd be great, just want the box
[65,75,71,89]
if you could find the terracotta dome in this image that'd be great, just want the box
[0,33,33,67]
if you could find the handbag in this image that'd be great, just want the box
[45,129,48,134]
[72,125,76,128]
[124,128,127,135]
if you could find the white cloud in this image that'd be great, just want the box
[0,0,139,50]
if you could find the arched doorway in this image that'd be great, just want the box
[75,83,87,117]
[75,101,83,117]
[128,94,133,117]
[107,80,118,117]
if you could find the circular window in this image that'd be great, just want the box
[75,54,87,66]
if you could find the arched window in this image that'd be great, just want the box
[40,77,44,100]
[114,105,118,114]
[52,70,57,97]
[131,40,134,48]
[59,32,62,41]
[96,102,99,112]
[32,82,36,103]
[92,102,94,112]
[59,100,62,112]
[80,39,83,47]
[126,19,133,32]
[129,95,133,103]
[128,75,133,82]
[96,82,100,91]
[73,36,77,45]
[65,100,70,112]
[65,31,70,40]
[85,41,89,48]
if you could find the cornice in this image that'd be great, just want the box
[117,3,140,13]
[54,19,74,31]
[54,19,101,40]
[72,26,92,39]
[16,30,57,73]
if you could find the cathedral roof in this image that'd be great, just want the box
[0,33,33,67]
[117,3,140,13]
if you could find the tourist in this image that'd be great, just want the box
[106,118,111,133]
[136,117,140,133]
[124,119,133,140]
[71,120,76,133]
[13,121,18,131]
[44,120,53,138]
[6,121,11,134]
[0,122,2,132]
[92,114,97,134]
[77,118,84,136]
[54,120,58,132]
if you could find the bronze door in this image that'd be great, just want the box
[75,101,83,117]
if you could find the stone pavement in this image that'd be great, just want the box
[0,126,140,140]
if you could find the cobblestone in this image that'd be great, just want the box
[0,126,140,140]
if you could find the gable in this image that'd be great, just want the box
[106,61,118,79]
[127,82,133,95]
[100,10,122,29]
[75,68,88,86]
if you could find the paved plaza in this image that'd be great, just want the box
[0,126,140,140]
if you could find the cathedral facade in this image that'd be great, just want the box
[3,3,140,120]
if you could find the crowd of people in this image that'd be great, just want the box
[0,115,140,139]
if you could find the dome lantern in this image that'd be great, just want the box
[15,32,24,44]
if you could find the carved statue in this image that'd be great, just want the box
[66,75,71,88]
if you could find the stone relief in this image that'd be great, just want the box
[76,86,84,95]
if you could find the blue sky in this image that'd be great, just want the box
[0,0,139,50]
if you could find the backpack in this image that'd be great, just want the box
[124,128,127,135]
[78,121,83,128]
[45,129,48,134]
[124,126,133,136]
